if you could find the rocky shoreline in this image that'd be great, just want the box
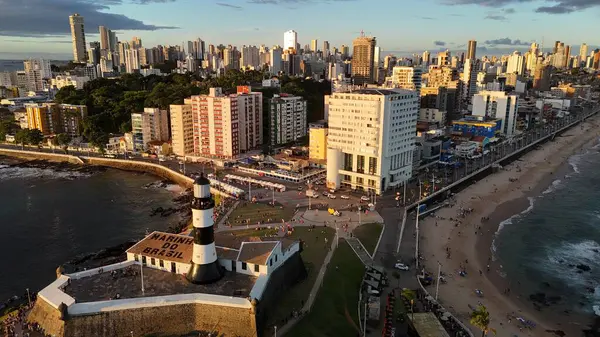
[0,157,194,320]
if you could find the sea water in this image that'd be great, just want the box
[495,139,600,322]
[0,166,180,301]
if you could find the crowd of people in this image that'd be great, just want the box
[2,297,53,337]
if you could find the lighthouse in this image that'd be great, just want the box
[186,173,224,284]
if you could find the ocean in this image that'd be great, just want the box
[0,60,24,72]
[495,138,600,323]
[0,164,184,301]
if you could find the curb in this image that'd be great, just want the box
[371,222,385,259]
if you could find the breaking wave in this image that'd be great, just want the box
[0,166,92,181]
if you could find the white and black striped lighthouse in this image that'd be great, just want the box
[186,173,224,284]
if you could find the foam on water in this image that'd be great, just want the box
[542,240,600,310]
[491,197,536,258]
[165,184,185,194]
[0,166,91,181]
[542,179,563,194]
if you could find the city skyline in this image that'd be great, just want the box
[0,0,599,59]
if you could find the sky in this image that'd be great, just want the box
[0,0,598,60]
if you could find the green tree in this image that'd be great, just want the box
[470,305,492,337]
[0,119,20,141]
[54,133,72,153]
[27,129,44,147]
[15,128,30,148]
[401,288,416,320]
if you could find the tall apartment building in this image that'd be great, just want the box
[310,39,318,52]
[186,87,262,159]
[386,66,422,94]
[580,43,588,64]
[284,30,297,51]
[462,59,477,106]
[506,51,525,75]
[472,91,518,137]
[309,122,327,161]
[131,108,169,151]
[323,41,330,57]
[23,59,51,92]
[25,103,87,136]
[99,26,110,50]
[467,40,477,60]
[170,101,194,157]
[437,50,451,66]
[351,35,376,85]
[270,46,283,74]
[69,14,87,63]
[326,88,418,194]
[268,94,307,147]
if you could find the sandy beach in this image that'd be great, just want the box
[420,114,600,337]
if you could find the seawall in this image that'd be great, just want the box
[0,148,194,189]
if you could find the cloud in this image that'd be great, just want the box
[443,0,600,14]
[421,16,435,19]
[434,41,446,46]
[483,38,531,46]
[503,7,516,12]
[485,14,508,20]
[248,0,356,4]
[0,0,178,37]
[4,39,73,44]
[216,2,243,8]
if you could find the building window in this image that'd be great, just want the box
[241,262,247,270]
[151,257,155,266]
[142,256,147,265]
[159,260,164,268]
[134,254,139,262]
[254,264,260,272]
[269,259,273,266]
[275,254,278,262]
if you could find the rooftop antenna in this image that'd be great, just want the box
[360,30,365,37]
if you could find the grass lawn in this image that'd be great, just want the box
[263,227,335,334]
[353,222,384,256]
[219,228,279,237]
[286,240,365,337]
[227,201,296,226]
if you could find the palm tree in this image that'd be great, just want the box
[470,305,493,337]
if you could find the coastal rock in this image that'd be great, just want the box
[576,264,591,272]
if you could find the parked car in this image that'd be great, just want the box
[360,196,370,201]
[328,194,337,199]
[340,195,350,200]
[329,189,336,193]
[322,191,329,196]
[297,186,303,191]
[394,263,409,271]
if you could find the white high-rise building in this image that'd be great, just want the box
[131,108,170,151]
[326,88,418,195]
[268,94,308,146]
[506,51,525,75]
[170,100,194,157]
[386,66,422,95]
[23,59,51,92]
[270,46,283,74]
[462,59,477,106]
[69,14,87,63]
[580,43,588,64]
[472,90,518,137]
[125,49,140,73]
[284,30,298,51]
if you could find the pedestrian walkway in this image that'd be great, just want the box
[346,237,374,266]
[273,238,338,337]
[216,200,240,228]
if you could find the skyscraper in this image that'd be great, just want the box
[467,40,477,60]
[99,26,110,50]
[310,39,318,52]
[326,88,418,194]
[323,41,330,57]
[270,46,283,74]
[422,50,431,66]
[284,30,297,51]
[580,43,588,63]
[351,34,376,85]
[69,14,87,63]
